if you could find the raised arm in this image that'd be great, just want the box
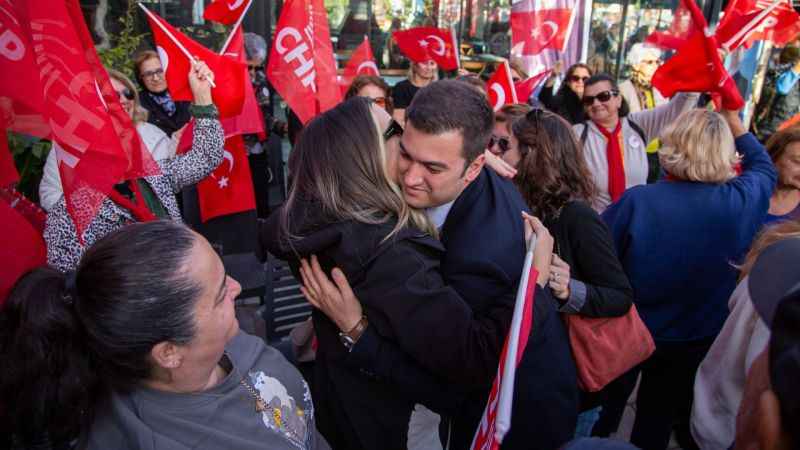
[160,60,224,192]
[628,92,699,141]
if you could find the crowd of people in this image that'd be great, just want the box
[2,33,800,450]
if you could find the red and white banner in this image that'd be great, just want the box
[196,134,255,222]
[510,0,592,79]
[0,0,159,239]
[471,242,539,450]
[651,0,744,110]
[142,6,246,118]
[267,0,340,124]
[341,36,380,89]
[203,0,251,25]
[392,27,460,71]
[717,0,800,51]
[511,8,576,55]
[174,26,259,222]
[487,61,519,111]
[515,70,552,104]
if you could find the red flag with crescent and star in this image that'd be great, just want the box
[392,27,460,71]
[487,61,519,111]
[196,134,255,222]
[511,8,576,55]
[341,36,380,90]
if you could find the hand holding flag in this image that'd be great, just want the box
[472,213,551,449]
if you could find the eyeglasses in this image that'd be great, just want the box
[116,88,135,101]
[582,89,619,106]
[569,75,590,83]
[141,68,164,80]
[372,96,387,108]
[248,64,261,72]
[488,134,510,154]
[383,119,403,141]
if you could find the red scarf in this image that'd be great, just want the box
[594,121,626,202]
[107,179,157,223]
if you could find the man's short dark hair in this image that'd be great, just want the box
[406,79,494,163]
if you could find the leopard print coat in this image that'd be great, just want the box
[44,116,224,272]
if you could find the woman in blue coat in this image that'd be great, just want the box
[594,108,777,449]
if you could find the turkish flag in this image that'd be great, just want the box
[143,7,246,118]
[196,134,255,222]
[651,0,744,110]
[514,70,551,104]
[487,62,518,111]
[203,0,250,25]
[267,0,340,124]
[472,257,538,450]
[392,27,460,71]
[0,0,159,239]
[717,0,800,51]
[645,0,694,50]
[342,37,380,89]
[511,9,575,55]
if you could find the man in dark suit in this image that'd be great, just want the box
[395,79,578,449]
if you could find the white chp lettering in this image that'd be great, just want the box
[275,26,316,92]
[0,26,24,61]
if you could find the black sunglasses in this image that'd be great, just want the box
[116,88,135,101]
[488,135,510,154]
[383,119,403,141]
[582,89,619,106]
[569,75,590,83]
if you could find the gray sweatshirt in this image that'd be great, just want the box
[85,332,330,450]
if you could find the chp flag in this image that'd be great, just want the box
[471,234,539,450]
[392,27,460,71]
[0,0,159,239]
[487,61,519,111]
[267,0,341,125]
[141,5,247,118]
[716,0,800,51]
[341,36,380,90]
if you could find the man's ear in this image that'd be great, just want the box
[463,153,486,184]
[757,390,790,450]
[151,341,183,370]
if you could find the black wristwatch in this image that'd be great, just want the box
[338,316,368,351]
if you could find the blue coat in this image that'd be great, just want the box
[602,133,777,342]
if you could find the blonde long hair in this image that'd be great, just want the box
[282,96,435,244]
[107,68,148,124]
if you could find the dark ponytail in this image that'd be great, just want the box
[0,220,201,446]
[0,267,96,446]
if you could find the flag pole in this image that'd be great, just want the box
[451,25,461,69]
[220,0,254,53]
[138,3,217,88]
[504,60,519,104]
[721,0,783,50]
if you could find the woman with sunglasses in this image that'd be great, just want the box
[43,61,224,272]
[39,69,178,212]
[344,75,395,116]
[576,73,698,212]
[133,50,192,137]
[538,63,593,124]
